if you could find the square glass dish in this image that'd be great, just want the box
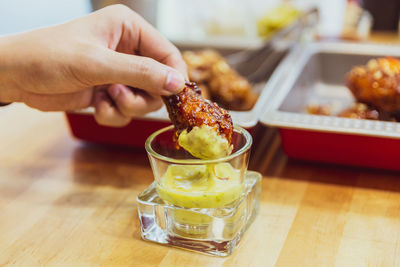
[137,125,261,256]
[137,170,261,257]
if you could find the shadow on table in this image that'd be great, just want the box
[71,142,153,188]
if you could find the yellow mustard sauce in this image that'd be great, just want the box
[156,163,244,236]
[177,125,232,160]
[157,163,243,209]
[156,126,242,236]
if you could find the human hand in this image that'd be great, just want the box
[0,5,187,126]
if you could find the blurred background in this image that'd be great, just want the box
[1,0,399,43]
[2,0,398,112]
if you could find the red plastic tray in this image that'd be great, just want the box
[280,128,400,171]
[66,113,256,148]
[65,113,170,148]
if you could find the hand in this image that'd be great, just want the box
[0,5,187,126]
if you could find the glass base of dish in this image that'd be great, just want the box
[137,171,261,257]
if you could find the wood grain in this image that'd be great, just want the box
[1,104,400,267]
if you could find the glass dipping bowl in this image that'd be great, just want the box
[145,125,252,237]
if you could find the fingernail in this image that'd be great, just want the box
[109,86,121,99]
[164,71,184,93]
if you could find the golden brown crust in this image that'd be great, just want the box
[306,104,332,116]
[306,103,392,121]
[162,82,233,144]
[338,103,380,120]
[183,50,258,111]
[346,57,400,113]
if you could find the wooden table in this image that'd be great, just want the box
[1,103,400,267]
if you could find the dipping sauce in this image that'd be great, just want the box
[157,163,242,209]
[178,125,232,160]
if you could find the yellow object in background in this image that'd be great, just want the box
[257,4,300,38]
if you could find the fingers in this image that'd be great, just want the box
[22,89,93,112]
[128,14,188,77]
[20,84,162,128]
[93,90,131,127]
[106,84,163,117]
[93,84,163,127]
[161,53,188,80]
[86,5,188,83]
[94,50,185,96]
[117,6,187,75]
[96,5,185,66]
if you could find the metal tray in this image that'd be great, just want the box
[261,42,400,138]
[260,42,400,171]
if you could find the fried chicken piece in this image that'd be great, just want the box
[162,82,233,159]
[306,104,333,116]
[208,60,258,111]
[307,103,389,121]
[347,57,400,113]
[338,103,380,120]
[183,50,258,111]
[198,84,211,99]
[183,50,221,83]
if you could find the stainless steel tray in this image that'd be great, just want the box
[260,42,400,138]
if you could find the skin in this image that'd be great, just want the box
[0,5,187,127]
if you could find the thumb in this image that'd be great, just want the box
[95,50,185,95]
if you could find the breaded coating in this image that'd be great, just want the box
[338,103,380,120]
[183,50,258,111]
[162,82,233,145]
[347,57,400,113]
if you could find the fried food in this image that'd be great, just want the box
[346,57,400,113]
[338,103,380,120]
[162,82,233,159]
[183,50,258,111]
[183,50,220,83]
[306,104,333,116]
[306,57,400,122]
[306,103,391,121]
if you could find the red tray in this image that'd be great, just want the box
[66,113,257,148]
[280,129,400,171]
[66,113,171,148]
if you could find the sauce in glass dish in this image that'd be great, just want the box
[157,163,243,209]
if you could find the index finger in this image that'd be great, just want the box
[87,5,188,78]
[135,17,187,78]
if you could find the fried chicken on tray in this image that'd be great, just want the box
[183,50,258,111]
[347,57,400,113]
[306,57,400,122]
[162,82,233,160]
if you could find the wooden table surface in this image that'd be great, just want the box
[2,33,400,266]
[1,103,400,267]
